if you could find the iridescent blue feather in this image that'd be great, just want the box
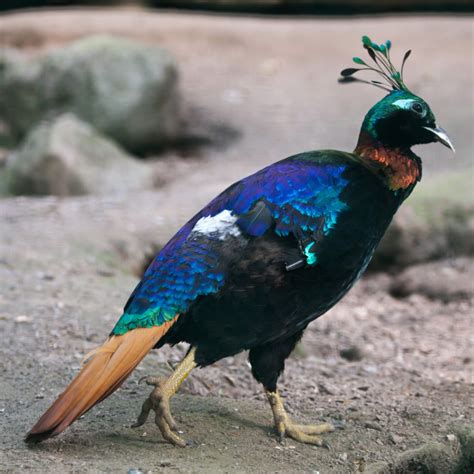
[112,155,349,335]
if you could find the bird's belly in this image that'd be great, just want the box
[164,222,386,366]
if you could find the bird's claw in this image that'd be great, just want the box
[276,420,335,447]
[131,398,152,428]
[267,390,335,447]
[132,376,185,447]
[331,419,346,430]
[137,375,164,386]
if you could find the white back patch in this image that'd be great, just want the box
[192,210,241,240]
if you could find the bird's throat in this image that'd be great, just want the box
[354,134,421,191]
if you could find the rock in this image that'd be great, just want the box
[0,49,43,145]
[388,433,403,445]
[339,345,364,362]
[366,442,459,474]
[0,35,180,153]
[317,382,338,395]
[364,421,383,432]
[338,452,348,461]
[14,315,32,323]
[5,114,153,196]
[389,258,474,302]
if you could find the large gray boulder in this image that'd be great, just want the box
[0,35,180,153]
[0,49,43,147]
[5,114,154,196]
[389,258,474,302]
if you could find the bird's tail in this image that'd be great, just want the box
[25,318,177,443]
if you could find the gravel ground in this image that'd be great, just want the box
[0,8,473,473]
[0,193,472,472]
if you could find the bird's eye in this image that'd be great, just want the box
[411,102,425,116]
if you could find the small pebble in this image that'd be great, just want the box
[340,345,364,361]
[362,365,378,374]
[97,268,114,277]
[318,382,337,395]
[389,433,403,444]
[36,271,55,281]
[364,421,382,431]
[15,315,32,323]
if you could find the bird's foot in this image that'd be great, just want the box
[132,348,197,447]
[132,376,186,447]
[267,391,335,447]
[276,419,334,447]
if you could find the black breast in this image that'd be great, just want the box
[162,167,402,366]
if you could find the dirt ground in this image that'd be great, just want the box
[0,8,473,473]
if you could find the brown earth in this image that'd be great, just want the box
[0,8,473,473]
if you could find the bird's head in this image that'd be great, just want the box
[362,89,453,151]
[340,36,454,153]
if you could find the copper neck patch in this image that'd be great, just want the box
[354,140,421,191]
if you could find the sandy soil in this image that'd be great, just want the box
[0,8,473,473]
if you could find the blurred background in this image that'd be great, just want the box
[0,2,473,473]
[1,0,473,13]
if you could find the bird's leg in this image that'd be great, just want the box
[132,347,197,447]
[265,390,335,447]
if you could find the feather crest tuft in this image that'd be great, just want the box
[339,36,411,93]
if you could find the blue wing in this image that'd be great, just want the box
[112,155,349,335]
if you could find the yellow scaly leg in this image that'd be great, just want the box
[132,347,197,447]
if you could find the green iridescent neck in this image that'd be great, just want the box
[359,90,416,146]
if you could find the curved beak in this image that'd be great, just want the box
[423,126,455,153]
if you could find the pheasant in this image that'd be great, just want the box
[26,36,454,447]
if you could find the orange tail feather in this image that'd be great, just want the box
[25,318,177,443]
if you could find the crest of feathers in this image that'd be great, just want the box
[339,36,412,93]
